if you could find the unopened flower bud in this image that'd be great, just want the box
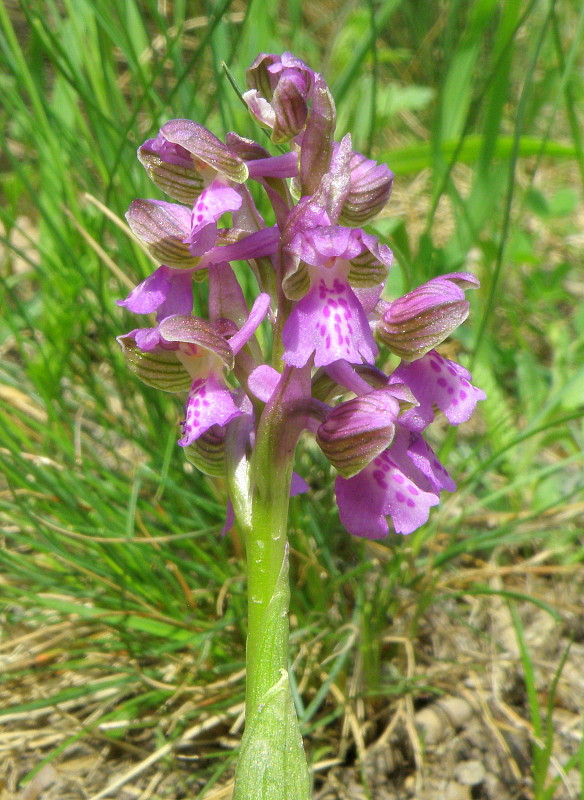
[338,148,394,226]
[184,427,226,477]
[377,273,479,361]
[244,52,311,143]
[317,389,403,477]
[244,52,336,194]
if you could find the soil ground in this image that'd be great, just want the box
[1,562,582,800]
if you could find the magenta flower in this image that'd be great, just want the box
[125,179,244,269]
[281,225,392,367]
[118,51,484,542]
[335,428,454,537]
[138,120,298,205]
[391,350,486,431]
[179,372,241,446]
[331,141,394,226]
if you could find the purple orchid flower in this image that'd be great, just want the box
[330,140,394,226]
[118,51,485,545]
[125,179,245,269]
[376,273,480,361]
[281,225,392,368]
[118,292,270,446]
[335,427,455,538]
[390,349,486,431]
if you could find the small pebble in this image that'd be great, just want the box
[454,759,486,785]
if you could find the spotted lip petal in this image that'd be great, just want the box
[183,181,243,257]
[391,350,486,430]
[335,448,439,538]
[179,373,241,447]
[335,426,455,537]
[282,273,378,368]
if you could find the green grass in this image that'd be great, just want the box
[1,0,583,797]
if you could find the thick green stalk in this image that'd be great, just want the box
[245,467,293,715]
[232,366,312,800]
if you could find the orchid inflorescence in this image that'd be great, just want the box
[118,52,485,540]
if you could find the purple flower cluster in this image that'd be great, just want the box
[118,52,485,538]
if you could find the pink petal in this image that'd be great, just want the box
[392,351,486,429]
[282,277,377,368]
[178,373,240,446]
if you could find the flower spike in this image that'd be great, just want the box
[119,52,485,536]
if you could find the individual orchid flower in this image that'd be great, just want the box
[335,426,455,538]
[125,178,243,269]
[118,293,270,446]
[331,141,394,226]
[316,386,407,477]
[390,349,486,431]
[281,224,393,368]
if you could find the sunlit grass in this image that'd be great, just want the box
[1,0,583,796]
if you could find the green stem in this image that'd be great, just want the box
[231,366,312,800]
[245,470,292,715]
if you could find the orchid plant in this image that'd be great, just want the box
[117,52,485,800]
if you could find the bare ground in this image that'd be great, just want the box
[1,553,582,800]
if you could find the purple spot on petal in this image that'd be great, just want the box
[392,473,405,484]
[396,491,406,503]
[437,377,448,387]
[373,469,388,489]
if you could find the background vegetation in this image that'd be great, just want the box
[1,0,583,798]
